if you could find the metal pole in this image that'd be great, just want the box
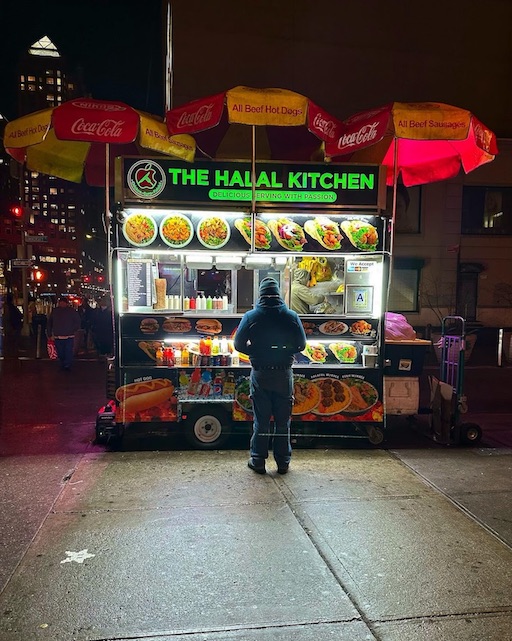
[18,165,30,337]
[164,0,173,113]
[498,327,504,367]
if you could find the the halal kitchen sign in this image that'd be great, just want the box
[120,158,385,208]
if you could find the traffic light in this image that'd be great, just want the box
[32,268,47,283]
[10,205,23,218]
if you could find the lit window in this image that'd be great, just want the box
[28,85,36,92]
[46,78,54,84]
[462,186,512,235]
[28,76,36,82]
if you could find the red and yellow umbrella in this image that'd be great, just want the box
[325,101,498,187]
[4,97,196,186]
[166,85,343,162]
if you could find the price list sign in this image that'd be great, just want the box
[127,259,153,309]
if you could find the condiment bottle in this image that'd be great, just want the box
[183,296,190,310]
[189,296,196,310]
[206,295,213,310]
[222,295,228,310]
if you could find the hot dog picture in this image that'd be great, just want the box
[116,378,174,414]
[138,341,162,361]
[234,217,272,249]
[340,220,379,251]
[162,317,192,333]
[267,218,307,251]
[195,318,223,335]
[304,217,343,250]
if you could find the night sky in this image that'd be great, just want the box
[0,0,166,120]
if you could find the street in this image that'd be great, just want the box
[0,354,511,640]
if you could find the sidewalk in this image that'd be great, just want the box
[0,358,512,640]
[0,448,511,640]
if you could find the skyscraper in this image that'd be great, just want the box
[1,36,105,302]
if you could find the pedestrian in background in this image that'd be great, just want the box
[3,293,23,358]
[46,297,81,370]
[234,277,306,475]
[91,296,113,357]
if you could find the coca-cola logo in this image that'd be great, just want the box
[312,113,337,139]
[70,118,125,138]
[337,122,379,152]
[71,100,126,112]
[474,123,492,152]
[175,104,215,130]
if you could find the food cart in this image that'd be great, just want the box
[96,157,391,448]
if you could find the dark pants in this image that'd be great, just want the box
[54,337,74,369]
[249,368,293,466]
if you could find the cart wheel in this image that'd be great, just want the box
[185,408,230,450]
[367,425,385,445]
[459,422,482,446]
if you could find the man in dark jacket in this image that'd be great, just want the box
[234,277,307,475]
[47,297,81,370]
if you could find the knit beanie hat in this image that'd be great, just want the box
[259,277,281,297]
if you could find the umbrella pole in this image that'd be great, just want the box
[390,139,399,257]
[251,125,256,252]
[105,143,116,355]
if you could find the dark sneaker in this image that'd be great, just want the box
[277,464,289,475]
[248,459,266,474]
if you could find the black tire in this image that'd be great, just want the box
[367,425,385,445]
[184,407,230,450]
[459,422,482,446]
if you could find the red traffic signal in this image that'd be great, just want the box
[32,268,47,282]
[10,205,23,218]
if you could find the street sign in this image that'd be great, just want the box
[11,258,33,268]
[25,235,48,243]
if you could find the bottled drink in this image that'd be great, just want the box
[174,348,182,366]
[231,350,240,366]
[204,336,212,356]
[220,336,229,354]
[156,343,164,366]
[181,345,189,366]
[223,372,236,396]
[211,336,220,355]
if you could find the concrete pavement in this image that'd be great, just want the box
[0,354,511,640]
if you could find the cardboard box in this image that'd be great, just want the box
[384,376,420,415]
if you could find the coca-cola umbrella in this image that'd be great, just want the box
[325,102,497,254]
[4,97,195,187]
[166,85,343,209]
[325,101,497,188]
[4,97,196,282]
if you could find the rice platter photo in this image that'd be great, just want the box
[343,376,379,414]
[197,216,231,249]
[292,376,321,415]
[123,213,158,247]
[312,378,352,415]
[160,213,194,248]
